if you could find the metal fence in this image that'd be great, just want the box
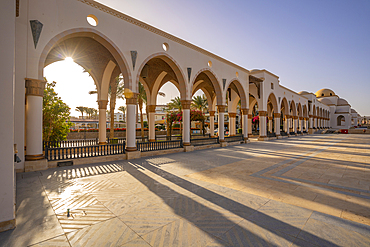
[280,131,288,136]
[224,134,244,142]
[191,136,219,146]
[45,142,126,161]
[44,139,98,149]
[137,140,183,152]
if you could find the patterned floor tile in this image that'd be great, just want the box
[141,218,218,247]
[103,194,152,216]
[90,187,133,203]
[66,218,138,247]
[50,194,99,214]
[119,204,180,236]
[56,203,115,233]
[220,219,296,247]
[297,218,370,246]
[78,179,120,192]
[29,235,70,246]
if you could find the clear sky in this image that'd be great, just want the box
[46,0,370,117]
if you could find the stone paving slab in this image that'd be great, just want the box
[1,134,370,246]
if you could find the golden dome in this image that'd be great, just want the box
[315,88,335,98]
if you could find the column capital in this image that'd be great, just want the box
[299,117,304,120]
[274,113,281,118]
[286,114,291,119]
[209,111,215,117]
[97,100,108,109]
[217,105,226,113]
[126,93,139,105]
[248,114,253,119]
[241,108,249,115]
[229,112,237,118]
[309,115,314,118]
[293,116,298,120]
[181,100,192,109]
[268,117,273,120]
[25,78,46,97]
[147,105,156,113]
[259,111,267,117]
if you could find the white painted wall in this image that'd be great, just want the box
[0,0,16,230]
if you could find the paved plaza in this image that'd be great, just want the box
[1,134,370,246]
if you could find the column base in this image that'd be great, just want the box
[0,219,16,233]
[183,142,191,146]
[126,150,141,160]
[25,158,48,172]
[126,147,138,152]
[244,137,250,143]
[25,154,44,161]
[184,145,194,152]
[149,139,156,142]
[98,142,107,145]
[276,134,282,139]
[220,142,227,147]
[258,136,269,141]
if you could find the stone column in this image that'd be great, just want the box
[217,105,226,142]
[248,114,252,137]
[209,111,215,137]
[258,111,267,140]
[25,78,46,160]
[147,105,156,142]
[181,100,192,146]
[126,94,138,151]
[229,113,236,136]
[274,113,281,137]
[268,117,273,133]
[285,115,289,133]
[294,116,298,134]
[309,115,313,133]
[299,117,304,133]
[242,109,249,141]
[97,99,108,144]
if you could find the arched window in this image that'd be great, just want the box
[337,115,345,126]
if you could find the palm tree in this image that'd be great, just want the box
[191,95,208,135]
[89,75,124,140]
[76,106,86,119]
[137,82,147,141]
[118,106,126,122]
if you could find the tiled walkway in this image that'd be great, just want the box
[1,134,370,246]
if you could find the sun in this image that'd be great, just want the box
[64,57,74,63]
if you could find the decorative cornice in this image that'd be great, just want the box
[25,78,46,97]
[147,105,156,112]
[126,93,138,104]
[76,0,250,73]
[241,108,249,115]
[217,105,226,113]
[97,99,108,109]
[180,100,192,109]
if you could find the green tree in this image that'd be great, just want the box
[191,95,207,135]
[43,81,72,142]
[166,97,183,137]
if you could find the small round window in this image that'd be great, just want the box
[87,14,98,26]
[162,43,169,51]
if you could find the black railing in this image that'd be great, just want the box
[224,134,244,143]
[44,139,98,149]
[137,140,183,152]
[297,131,302,134]
[303,131,308,134]
[281,131,288,136]
[290,132,296,135]
[45,142,126,161]
[191,136,219,146]
[267,132,276,137]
